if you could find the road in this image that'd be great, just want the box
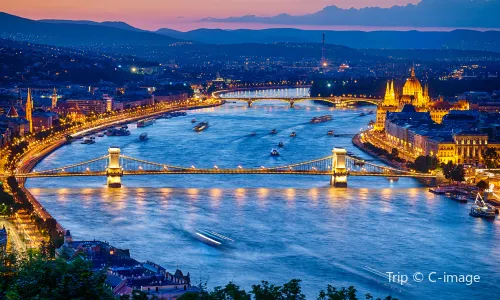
[0,218,26,253]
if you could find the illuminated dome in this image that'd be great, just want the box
[402,66,423,97]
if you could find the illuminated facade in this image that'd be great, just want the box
[51,87,58,109]
[26,88,33,132]
[375,67,469,130]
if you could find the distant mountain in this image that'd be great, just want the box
[40,19,144,32]
[0,12,182,47]
[203,0,500,28]
[155,28,500,52]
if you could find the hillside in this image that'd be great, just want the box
[0,12,182,47]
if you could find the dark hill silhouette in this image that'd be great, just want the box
[0,12,181,47]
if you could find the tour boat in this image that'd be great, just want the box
[137,118,155,127]
[270,129,278,135]
[327,130,334,136]
[191,119,197,123]
[81,137,95,144]
[194,229,234,247]
[193,121,209,132]
[386,176,399,182]
[469,193,496,219]
[310,115,333,124]
[139,133,148,141]
[290,132,297,137]
[106,127,130,136]
[450,193,468,203]
[278,142,284,148]
[270,149,280,156]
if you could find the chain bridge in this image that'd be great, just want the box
[15,147,435,188]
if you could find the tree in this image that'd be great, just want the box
[211,282,249,300]
[252,281,282,300]
[390,148,399,160]
[5,253,114,300]
[281,279,305,300]
[483,148,499,168]
[477,180,489,191]
[412,155,437,173]
[450,164,466,182]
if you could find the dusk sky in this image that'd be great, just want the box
[3,0,420,30]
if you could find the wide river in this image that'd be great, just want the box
[27,88,499,299]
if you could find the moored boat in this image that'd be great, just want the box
[450,193,468,203]
[106,127,130,136]
[137,118,155,127]
[270,149,280,156]
[81,137,95,144]
[470,193,496,219]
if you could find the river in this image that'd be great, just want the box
[26,88,499,299]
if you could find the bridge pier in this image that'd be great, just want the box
[247,101,253,108]
[106,147,123,188]
[289,101,295,108]
[331,148,348,187]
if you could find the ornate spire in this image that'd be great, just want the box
[411,65,416,77]
[26,88,33,132]
[51,87,58,109]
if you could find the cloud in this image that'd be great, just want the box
[202,0,500,28]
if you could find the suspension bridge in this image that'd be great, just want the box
[15,147,436,188]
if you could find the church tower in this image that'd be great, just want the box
[26,88,33,133]
[51,87,58,109]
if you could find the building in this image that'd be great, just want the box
[65,99,109,115]
[26,88,33,132]
[375,67,469,130]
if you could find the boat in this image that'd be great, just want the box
[290,132,297,137]
[359,112,366,117]
[368,111,374,115]
[81,137,95,144]
[310,115,333,124]
[139,133,148,141]
[450,193,468,203]
[250,132,257,136]
[121,125,128,129]
[137,118,155,127]
[194,229,234,247]
[178,111,187,116]
[106,127,130,136]
[469,193,496,219]
[385,176,400,182]
[278,142,284,148]
[270,149,280,156]
[191,119,197,123]
[327,130,334,136]
[97,132,105,137]
[193,121,209,132]
[270,129,278,135]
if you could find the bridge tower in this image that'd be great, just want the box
[106,147,123,188]
[331,148,348,187]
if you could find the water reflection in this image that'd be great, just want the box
[26,91,499,299]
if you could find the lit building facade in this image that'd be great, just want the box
[375,67,469,130]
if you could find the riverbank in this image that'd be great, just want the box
[12,100,224,242]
